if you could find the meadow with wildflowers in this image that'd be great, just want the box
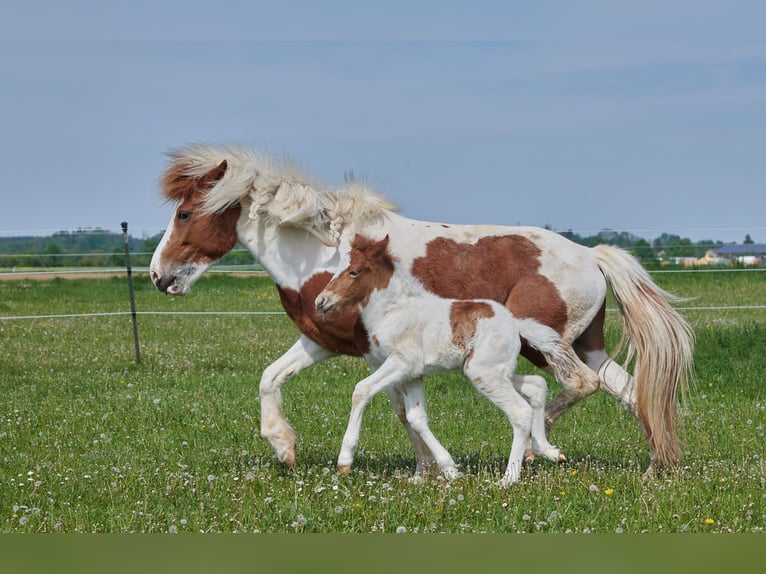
[0,271,764,533]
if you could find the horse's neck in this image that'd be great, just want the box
[237,213,339,290]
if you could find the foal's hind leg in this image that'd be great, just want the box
[463,357,533,486]
[538,339,601,431]
[511,374,565,463]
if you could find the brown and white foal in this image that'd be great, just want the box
[316,234,566,485]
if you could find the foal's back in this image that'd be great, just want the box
[316,234,522,371]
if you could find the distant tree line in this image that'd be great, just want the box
[555,228,728,266]
[0,229,256,269]
[0,227,750,270]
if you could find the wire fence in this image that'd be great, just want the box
[2,259,766,322]
[4,305,766,322]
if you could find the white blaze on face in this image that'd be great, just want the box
[149,215,211,296]
[149,215,174,286]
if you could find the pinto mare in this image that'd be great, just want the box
[315,234,567,484]
[149,144,694,474]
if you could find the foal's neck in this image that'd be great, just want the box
[364,263,431,314]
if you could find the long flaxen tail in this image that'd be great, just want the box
[592,245,694,468]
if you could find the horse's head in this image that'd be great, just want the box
[315,234,394,314]
[150,152,242,295]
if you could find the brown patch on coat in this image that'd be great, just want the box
[158,160,241,264]
[450,300,495,349]
[411,235,569,367]
[278,272,370,356]
[161,158,228,202]
[572,301,606,359]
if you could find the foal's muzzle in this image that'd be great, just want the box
[315,295,335,314]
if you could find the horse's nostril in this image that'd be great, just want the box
[153,274,175,294]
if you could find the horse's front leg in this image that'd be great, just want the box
[259,335,336,468]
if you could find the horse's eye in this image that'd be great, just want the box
[177,211,192,222]
[349,270,360,278]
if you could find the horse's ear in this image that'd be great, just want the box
[201,160,228,188]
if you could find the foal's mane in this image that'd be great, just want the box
[160,143,399,243]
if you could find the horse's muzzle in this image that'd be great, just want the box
[151,270,177,295]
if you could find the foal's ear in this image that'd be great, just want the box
[371,234,391,258]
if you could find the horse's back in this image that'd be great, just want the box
[382,216,606,342]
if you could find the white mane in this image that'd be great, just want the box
[166,144,400,245]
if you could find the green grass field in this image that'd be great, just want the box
[0,270,764,533]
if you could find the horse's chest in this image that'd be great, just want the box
[276,279,370,356]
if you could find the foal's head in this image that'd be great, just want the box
[150,150,242,295]
[315,234,395,314]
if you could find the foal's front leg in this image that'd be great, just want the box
[400,381,461,479]
[385,379,444,478]
[338,359,408,473]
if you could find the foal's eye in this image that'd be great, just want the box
[177,211,192,222]
[348,270,360,278]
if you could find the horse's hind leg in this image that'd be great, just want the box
[259,336,335,468]
[511,374,564,463]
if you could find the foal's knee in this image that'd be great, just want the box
[520,375,549,409]
[405,404,430,434]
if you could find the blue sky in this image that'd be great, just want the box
[1,2,765,243]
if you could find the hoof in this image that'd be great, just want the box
[498,477,518,489]
[524,451,537,464]
[338,465,351,475]
[642,464,658,480]
[282,449,296,469]
[442,468,463,481]
[557,452,567,463]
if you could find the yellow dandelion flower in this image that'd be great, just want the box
[604,488,614,495]
[704,518,714,525]
[353,502,361,510]
[569,470,578,477]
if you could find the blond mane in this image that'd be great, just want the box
[161,144,399,244]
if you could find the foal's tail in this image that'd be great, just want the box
[592,245,694,468]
